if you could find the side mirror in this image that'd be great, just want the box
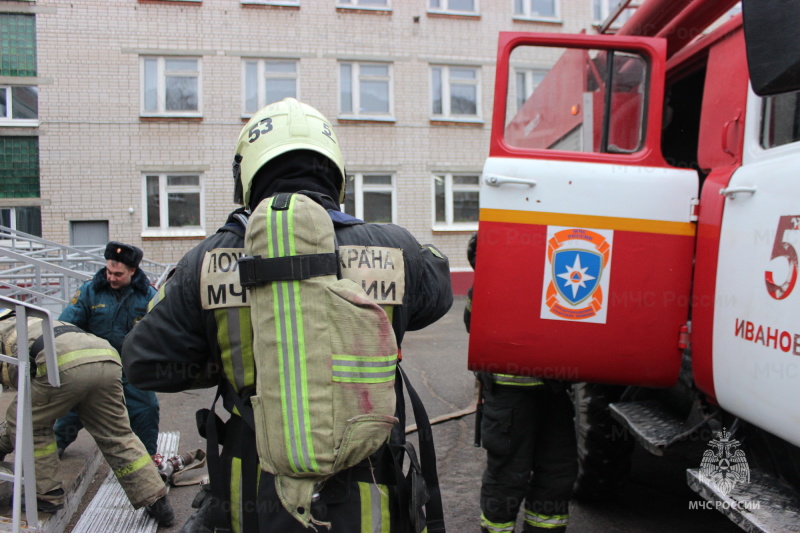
[743,0,800,96]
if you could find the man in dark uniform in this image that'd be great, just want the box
[55,241,160,457]
[464,233,578,533]
[122,98,453,533]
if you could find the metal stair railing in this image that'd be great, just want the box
[0,225,172,315]
[0,296,60,533]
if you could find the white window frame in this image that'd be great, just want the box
[432,173,480,231]
[428,0,479,16]
[513,0,560,21]
[242,0,298,5]
[514,68,547,113]
[242,58,298,117]
[140,56,202,117]
[337,0,390,10]
[0,86,38,127]
[141,172,206,238]
[339,61,394,121]
[592,0,633,27]
[345,173,397,224]
[430,65,482,122]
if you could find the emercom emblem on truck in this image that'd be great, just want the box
[542,227,612,323]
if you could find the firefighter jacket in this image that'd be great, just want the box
[1,317,121,385]
[123,194,453,394]
[122,193,452,532]
[60,267,156,353]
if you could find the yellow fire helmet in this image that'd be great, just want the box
[233,98,346,207]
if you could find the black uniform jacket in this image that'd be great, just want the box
[122,191,453,393]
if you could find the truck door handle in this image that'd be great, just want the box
[484,175,537,187]
[719,186,756,199]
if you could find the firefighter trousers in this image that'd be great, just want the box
[479,383,578,532]
[0,361,166,508]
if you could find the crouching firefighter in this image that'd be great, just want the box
[122,97,453,533]
[0,310,174,525]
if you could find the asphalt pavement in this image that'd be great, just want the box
[64,296,742,533]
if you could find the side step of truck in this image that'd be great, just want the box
[608,400,689,456]
[687,467,800,533]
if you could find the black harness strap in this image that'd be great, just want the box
[202,382,258,533]
[397,365,446,533]
[238,253,338,287]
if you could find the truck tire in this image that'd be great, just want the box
[571,382,636,501]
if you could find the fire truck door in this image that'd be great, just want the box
[713,87,800,447]
[468,33,698,387]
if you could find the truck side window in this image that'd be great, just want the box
[761,90,800,149]
[505,45,647,154]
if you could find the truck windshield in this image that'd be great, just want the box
[505,45,648,154]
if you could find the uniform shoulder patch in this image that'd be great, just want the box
[200,248,250,310]
[70,289,80,306]
[339,245,405,306]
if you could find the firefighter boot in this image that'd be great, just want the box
[32,488,65,513]
[146,494,176,527]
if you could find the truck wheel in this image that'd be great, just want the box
[571,382,636,501]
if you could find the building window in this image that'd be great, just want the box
[433,173,479,229]
[515,68,547,113]
[1,206,41,237]
[0,86,38,126]
[592,0,633,28]
[0,14,37,77]
[429,0,477,15]
[338,0,389,8]
[0,136,39,198]
[514,0,558,20]
[243,59,298,115]
[141,57,201,116]
[143,173,204,236]
[339,62,393,119]
[343,173,395,223]
[431,65,480,120]
[242,0,299,4]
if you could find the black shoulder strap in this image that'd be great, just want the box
[397,364,446,533]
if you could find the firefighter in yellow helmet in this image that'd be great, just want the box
[0,309,173,524]
[122,98,453,533]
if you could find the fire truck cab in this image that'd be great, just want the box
[468,0,800,529]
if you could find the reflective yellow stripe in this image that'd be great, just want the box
[480,513,515,532]
[37,348,119,377]
[231,457,242,533]
[524,510,569,528]
[480,208,696,237]
[359,482,390,532]
[148,284,166,311]
[114,454,151,478]
[34,442,58,458]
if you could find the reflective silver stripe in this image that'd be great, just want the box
[226,307,246,391]
[480,513,515,532]
[524,509,569,528]
[491,373,544,386]
[332,355,396,383]
[272,198,315,473]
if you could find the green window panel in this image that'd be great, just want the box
[0,136,40,198]
[1,14,37,77]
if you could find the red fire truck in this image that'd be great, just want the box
[468,0,800,529]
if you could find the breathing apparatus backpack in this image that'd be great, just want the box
[238,192,399,528]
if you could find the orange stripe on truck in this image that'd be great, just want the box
[480,208,696,237]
